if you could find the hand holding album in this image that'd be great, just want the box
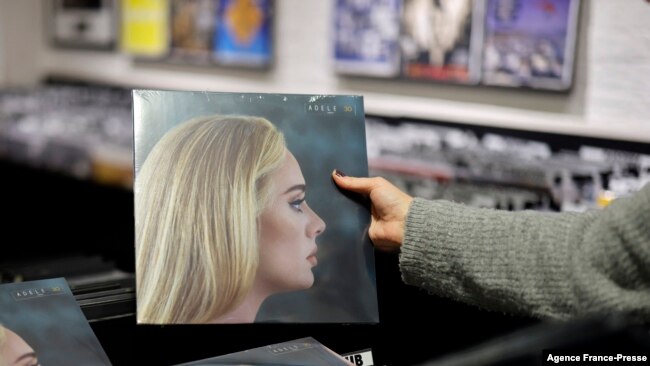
[332,172,413,252]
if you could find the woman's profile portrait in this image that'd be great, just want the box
[136,115,326,323]
[133,91,378,324]
[0,324,40,366]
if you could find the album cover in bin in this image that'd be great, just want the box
[133,90,378,324]
[177,337,351,365]
[0,278,112,366]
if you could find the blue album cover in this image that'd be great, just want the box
[212,0,272,67]
[0,278,111,366]
[133,90,378,324]
[481,0,580,90]
[334,0,401,77]
[177,337,350,365]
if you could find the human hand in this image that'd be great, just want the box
[332,170,413,252]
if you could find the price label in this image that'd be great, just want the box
[342,349,374,366]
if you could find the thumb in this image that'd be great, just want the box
[331,170,378,195]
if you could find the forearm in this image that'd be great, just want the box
[399,185,650,320]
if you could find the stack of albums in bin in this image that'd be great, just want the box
[177,337,351,365]
[0,278,112,366]
[133,90,378,324]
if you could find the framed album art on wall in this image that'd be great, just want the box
[480,0,580,90]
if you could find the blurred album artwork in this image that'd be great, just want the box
[481,0,580,90]
[177,337,350,365]
[0,278,112,366]
[212,0,273,67]
[133,90,378,324]
[120,0,170,57]
[400,0,483,83]
[169,0,218,63]
[334,0,401,77]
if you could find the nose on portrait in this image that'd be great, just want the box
[306,204,326,238]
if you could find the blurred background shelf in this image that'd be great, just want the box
[0,83,133,189]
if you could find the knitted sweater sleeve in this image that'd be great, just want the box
[399,183,650,321]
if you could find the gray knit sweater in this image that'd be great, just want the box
[400,183,650,321]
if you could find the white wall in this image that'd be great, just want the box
[1,0,649,143]
[586,0,650,130]
[0,0,44,86]
[0,21,3,86]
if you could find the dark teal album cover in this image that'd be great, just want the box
[133,90,378,324]
[177,337,350,365]
[0,278,111,366]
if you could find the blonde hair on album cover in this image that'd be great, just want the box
[135,115,286,323]
[0,324,6,366]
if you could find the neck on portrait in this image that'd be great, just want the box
[209,280,274,324]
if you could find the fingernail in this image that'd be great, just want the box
[334,169,347,177]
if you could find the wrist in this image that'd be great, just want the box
[395,196,414,246]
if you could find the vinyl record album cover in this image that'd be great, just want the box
[133,90,378,324]
[481,0,580,90]
[212,0,273,67]
[176,337,350,365]
[400,0,482,83]
[121,0,170,57]
[334,0,401,77]
[169,0,218,63]
[0,278,112,366]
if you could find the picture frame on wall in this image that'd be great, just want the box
[168,0,218,64]
[400,0,484,84]
[333,0,402,78]
[120,0,170,57]
[50,0,118,50]
[331,0,580,91]
[480,0,581,90]
[212,0,274,68]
